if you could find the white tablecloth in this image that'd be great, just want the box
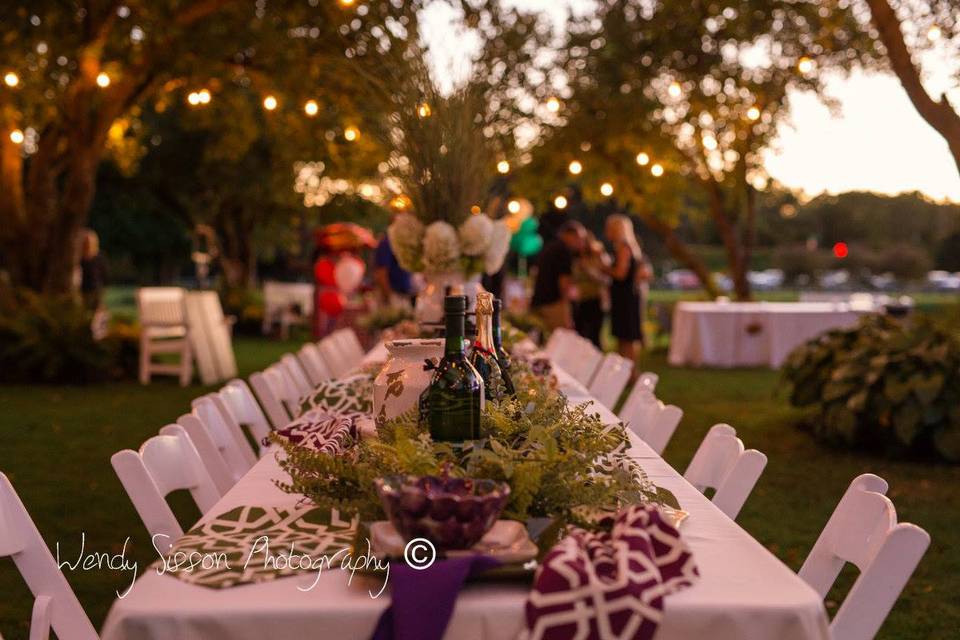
[669,301,864,368]
[101,349,829,640]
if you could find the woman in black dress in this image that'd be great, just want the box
[604,214,645,366]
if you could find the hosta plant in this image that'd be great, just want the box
[781,314,960,462]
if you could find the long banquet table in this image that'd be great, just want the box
[101,345,830,640]
[669,301,864,368]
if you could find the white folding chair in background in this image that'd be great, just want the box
[684,423,767,520]
[280,353,313,398]
[187,395,259,479]
[317,335,351,378]
[262,281,314,339]
[622,395,684,455]
[617,371,660,420]
[137,286,192,386]
[250,363,303,428]
[587,352,634,409]
[544,327,578,360]
[217,379,273,447]
[333,328,365,367]
[111,424,221,543]
[297,343,332,386]
[165,416,235,496]
[0,472,99,640]
[565,336,604,387]
[799,474,930,640]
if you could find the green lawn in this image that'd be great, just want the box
[1,341,957,638]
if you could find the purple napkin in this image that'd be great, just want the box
[372,555,501,640]
[524,504,699,640]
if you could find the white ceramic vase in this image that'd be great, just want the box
[414,271,484,325]
[372,339,444,427]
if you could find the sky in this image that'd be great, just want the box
[422,0,960,203]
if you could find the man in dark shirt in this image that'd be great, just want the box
[375,235,414,307]
[531,220,586,331]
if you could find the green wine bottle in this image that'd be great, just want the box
[425,295,484,442]
[469,292,505,401]
[492,298,516,396]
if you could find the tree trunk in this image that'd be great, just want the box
[215,204,258,290]
[866,0,960,177]
[702,176,752,300]
[634,210,719,298]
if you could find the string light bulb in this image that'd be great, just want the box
[668,82,682,98]
[798,57,815,74]
[508,200,521,214]
[497,160,510,174]
[568,160,583,175]
[747,106,761,121]
[651,163,664,177]
[417,102,432,118]
[636,152,650,166]
[600,182,614,197]
[546,97,561,113]
[96,72,111,88]
[9,129,24,144]
[4,71,19,87]
[554,195,568,209]
[338,0,355,6]
[928,25,942,41]
[187,91,201,106]
[263,95,278,111]
[470,204,482,215]
[344,125,359,141]
[304,100,319,116]
[197,89,211,104]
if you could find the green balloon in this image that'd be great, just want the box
[519,217,539,235]
[517,234,543,257]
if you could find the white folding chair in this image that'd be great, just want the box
[262,281,314,339]
[684,424,767,520]
[622,395,684,455]
[164,416,234,495]
[565,337,604,387]
[333,328,365,367]
[297,343,332,386]
[187,395,259,479]
[111,424,221,543]
[249,363,302,428]
[317,335,351,378]
[280,353,313,397]
[587,352,634,409]
[137,286,192,386]
[217,379,273,446]
[0,472,99,640]
[799,474,930,640]
[544,327,578,359]
[617,371,659,419]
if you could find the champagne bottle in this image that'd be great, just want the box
[469,292,505,401]
[425,295,484,442]
[491,298,516,396]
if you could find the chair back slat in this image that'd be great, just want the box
[587,353,634,409]
[218,379,273,445]
[137,287,187,326]
[684,423,767,520]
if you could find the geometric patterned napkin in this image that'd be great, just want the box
[523,504,699,640]
[264,410,358,456]
[155,506,357,588]
[297,374,374,417]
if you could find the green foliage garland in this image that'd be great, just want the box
[781,314,960,462]
[274,359,677,527]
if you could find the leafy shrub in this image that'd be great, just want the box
[0,290,118,383]
[781,314,960,462]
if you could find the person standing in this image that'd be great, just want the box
[79,229,108,312]
[531,220,586,332]
[572,231,609,347]
[374,233,415,309]
[604,214,645,364]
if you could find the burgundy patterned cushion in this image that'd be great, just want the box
[265,410,359,456]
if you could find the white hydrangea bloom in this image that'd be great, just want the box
[387,213,424,272]
[422,220,461,273]
[484,220,512,275]
[458,213,494,257]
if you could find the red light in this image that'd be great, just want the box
[833,242,849,259]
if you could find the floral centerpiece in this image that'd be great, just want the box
[377,62,512,324]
